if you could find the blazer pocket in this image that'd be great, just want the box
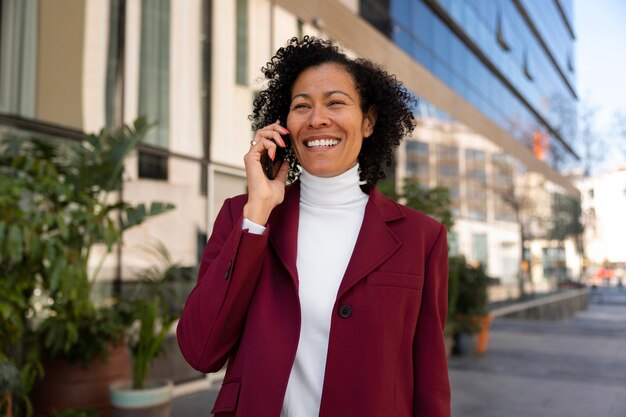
[211,379,242,414]
[366,271,424,290]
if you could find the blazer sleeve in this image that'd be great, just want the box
[413,224,451,417]
[177,197,269,373]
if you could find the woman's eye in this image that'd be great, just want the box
[293,103,309,110]
[328,100,345,106]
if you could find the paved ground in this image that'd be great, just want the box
[450,287,626,417]
[173,287,626,416]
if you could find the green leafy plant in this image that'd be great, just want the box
[1,360,21,416]
[0,119,174,415]
[452,256,490,333]
[378,177,454,230]
[123,244,180,390]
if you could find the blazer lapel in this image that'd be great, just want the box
[337,187,405,299]
[267,182,300,289]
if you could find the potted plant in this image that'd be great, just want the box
[1,360,21,417]
[452,256,492,355]
[444,256,461,356]
[0,119,174,416]
[109,244,180,417]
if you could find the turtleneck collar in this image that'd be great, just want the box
[299,163,367,206]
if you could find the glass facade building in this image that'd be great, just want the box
[361,0,578,171]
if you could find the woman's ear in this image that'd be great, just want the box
[364,106,378,138]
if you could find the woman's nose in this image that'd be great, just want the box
[308,106,330,128]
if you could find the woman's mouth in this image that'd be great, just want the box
[305,139,340,148]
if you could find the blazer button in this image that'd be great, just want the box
[339,305,352,318]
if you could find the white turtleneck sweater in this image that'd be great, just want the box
[242,164,368,417]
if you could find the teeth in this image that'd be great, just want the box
[306,139,339,148]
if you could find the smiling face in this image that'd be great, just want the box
[286,63,376,178]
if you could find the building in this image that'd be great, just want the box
[0,0,583,389]
[577,166,626,283]
[353,0,582,294]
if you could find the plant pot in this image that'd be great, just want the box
[474,314,493,355]
[2,395,12,417]
[31,343,131,417]
[451,332,475,356]
[109,379,173,417]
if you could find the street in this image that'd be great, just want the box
[172,287,626,416]
[450,287,626,417]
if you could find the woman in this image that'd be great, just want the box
[177,36,450,417]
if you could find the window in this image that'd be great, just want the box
[106,0,124,128]
[473,233,488,269]
[522,48,534,81]
[542,246,566,280]
[406,141,429,183]
[448,232,459,256]
[566,50,575,73]
[138,151,168,180]
[0,0,38,116]
[406,140,429,157]
[495,11,511,52]
[297,18,304,39]
[235,0,248,85]
[138,0,170,149]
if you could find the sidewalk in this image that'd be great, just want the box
[172,289,626,416]
[449,292,626,417]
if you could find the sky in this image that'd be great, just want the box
[574,0,626,168]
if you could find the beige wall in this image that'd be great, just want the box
[37,0,86,128]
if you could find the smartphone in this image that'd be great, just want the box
[262,134,290,180]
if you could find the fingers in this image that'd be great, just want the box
[257,121,289,146]
[246,136,279,163]
[253,131,287,149]
[246,122,288,161]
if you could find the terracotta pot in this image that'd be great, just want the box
[3,395,12,417]
[31,344,131,417]
[474,314,494,355]
[110,379,173,417]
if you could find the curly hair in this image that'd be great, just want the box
[250,36,416,185]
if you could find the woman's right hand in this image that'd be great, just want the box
[242,121,290,225]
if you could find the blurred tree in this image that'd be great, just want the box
[378,177,454,230]
[491,177,533,298]
[577,102,606,177]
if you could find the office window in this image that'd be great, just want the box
[297,18,304,39]
[235,0,248,85]
[465,148,487,220]
[106,0,123,128]
[523,48,534,81]
[138,150,168,180]
[542,246,566,280]
[436,144,460,213]
[405,141,429,184]
[567,50,575,73]
[0,0,37,116]
[448,231,459,256]
[138,0,170,149]
[495,10,510,52]
[473,233,488,269]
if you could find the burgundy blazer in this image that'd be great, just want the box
[177,182,450,417]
